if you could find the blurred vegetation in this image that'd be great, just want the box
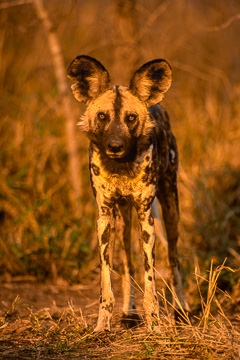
[0,0,239,296]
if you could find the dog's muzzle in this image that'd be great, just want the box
[106,138,126,158]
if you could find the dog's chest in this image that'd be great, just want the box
[90,145,157,205]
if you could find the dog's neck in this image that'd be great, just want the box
[89,143,156,203]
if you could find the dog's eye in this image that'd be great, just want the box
[127,113,137,122]
[98,112,106,120]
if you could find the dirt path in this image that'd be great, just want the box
[0,279,239,359]
[0,279,100,359]
[0,277,141,359]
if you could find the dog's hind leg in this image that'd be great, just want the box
[116,203,141,328]
[157,178,190,321]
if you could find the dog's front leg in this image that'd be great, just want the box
[138,205,159,330]
[94,202,115,332]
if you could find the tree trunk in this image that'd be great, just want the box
[32,0,82,217]
[111,0,140,85]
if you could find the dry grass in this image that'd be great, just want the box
[0,264,239,359]
[0,0,239,277]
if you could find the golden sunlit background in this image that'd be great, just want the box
[0,0,240,295]
[0,1,240,357]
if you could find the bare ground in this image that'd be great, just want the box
[0,275,240,360]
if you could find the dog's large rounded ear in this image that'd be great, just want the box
[129,59,172,107]
[67,55,111,103]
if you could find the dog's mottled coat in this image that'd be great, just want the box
[67,55,189,331]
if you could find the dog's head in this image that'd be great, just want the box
[67,55,172,160]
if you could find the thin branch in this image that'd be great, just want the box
[0,0,31,10]
[171,60,232,94]
[204,13,240,32]
[171,60,210,82]
[136,1,169,40]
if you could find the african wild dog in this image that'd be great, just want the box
[67,55,189,331]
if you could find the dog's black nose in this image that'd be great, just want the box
[107,140,124,154]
